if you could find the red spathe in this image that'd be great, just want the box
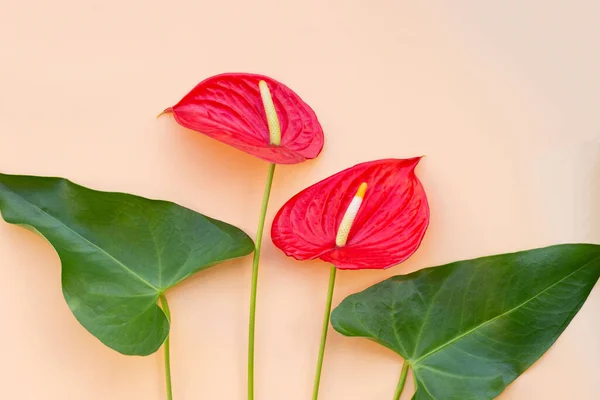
[271,158,429,270]
[163,73,324,164]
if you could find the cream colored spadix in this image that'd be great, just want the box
[259,80,281,146]
[335,182,368,247]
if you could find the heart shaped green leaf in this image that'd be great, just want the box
[0,173,254,356]
[331,244,600,400]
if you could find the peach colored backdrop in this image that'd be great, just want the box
[1,1,599,399]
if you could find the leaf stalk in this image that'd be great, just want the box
[248,162,276,400]
[312,264,338,399]
[159,293,173,400]
[393,361,409,400]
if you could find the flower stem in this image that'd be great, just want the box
[248,162,276,400]
[312,264,337,400]
[159,293,173,400]
[393,361,410,400]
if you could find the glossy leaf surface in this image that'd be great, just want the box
[0,173,254,355]
[331,244,600,399]
[163,73,324,164]
[271,158,429,270]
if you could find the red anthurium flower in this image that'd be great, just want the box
[272,157,429,399]
[271,157,429,270]
[161,73,324,164]
[161,72,325,399]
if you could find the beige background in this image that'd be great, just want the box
[1,1,599,399]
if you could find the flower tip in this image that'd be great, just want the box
[157,107,173,119]
[356,182,368,199]
[258,79,268,92]
[405,155,425,170]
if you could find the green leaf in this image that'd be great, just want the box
[331,244,600,400]
[0,173,254,356]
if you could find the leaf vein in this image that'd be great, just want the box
[412,255,600,364]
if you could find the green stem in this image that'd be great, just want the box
[393,361,410,400]
[312,265,337,400]
[159,293,173,400]
[248,162,276,400]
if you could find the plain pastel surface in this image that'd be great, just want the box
[1,1,599,399]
